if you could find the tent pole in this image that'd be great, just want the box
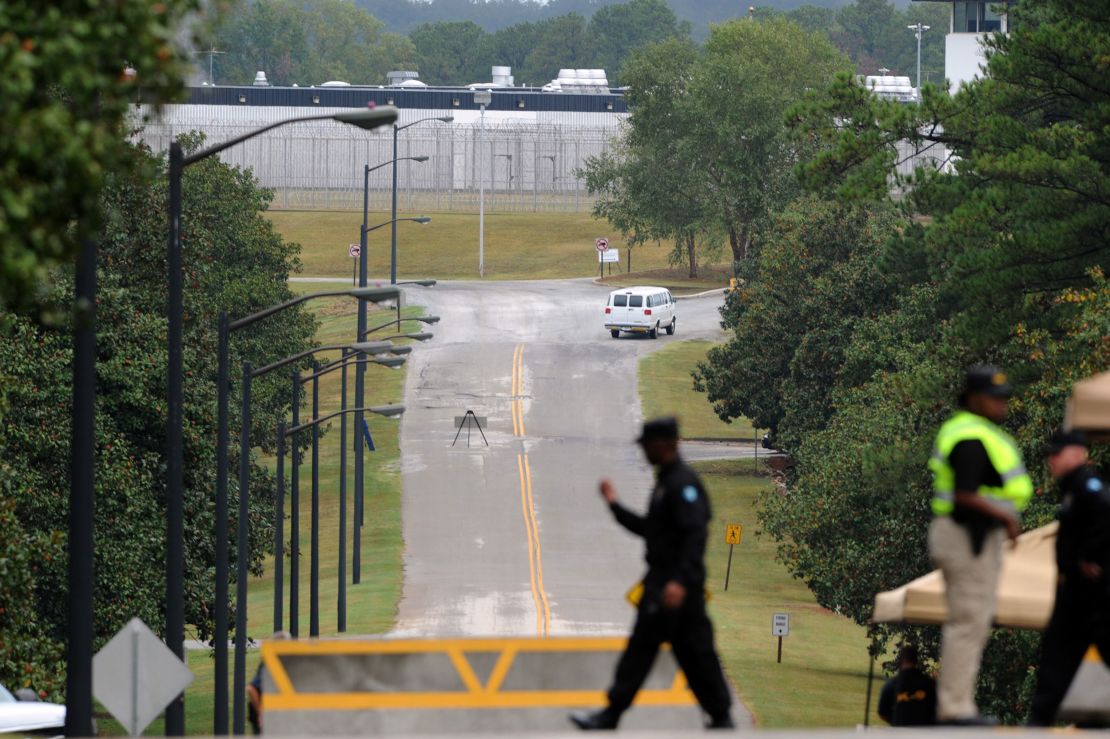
[863,653,875,727]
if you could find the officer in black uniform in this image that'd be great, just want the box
[1029,430,1110,725]
[877,645,936,726]
[570,418,734,731]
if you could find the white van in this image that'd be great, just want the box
[603,286,677,339]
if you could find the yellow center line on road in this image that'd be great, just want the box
[512,343,550,637]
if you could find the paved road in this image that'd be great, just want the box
[393,279,729,639]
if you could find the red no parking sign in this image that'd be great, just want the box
[595,237,609,252]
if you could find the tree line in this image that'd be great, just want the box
[621,0,1103,720]
[208,0,944,88]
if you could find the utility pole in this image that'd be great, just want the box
[474,90,492,277]
[192,48,227,86]
[907,23,930,98]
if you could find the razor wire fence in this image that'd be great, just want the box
[134,117,622,213]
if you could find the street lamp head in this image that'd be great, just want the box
[418,315,441,324]
[413,156,430,162]
[369,403,405,418]
[349,286,401,302]
[332,107,399,131]
[415,217,432,225]
[438,116,455,123]
[388,346,413,355]
[405,332,434,342]
[350,341,394,355]
[401,279,437,287]
[373,356,407,369]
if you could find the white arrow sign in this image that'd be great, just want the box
[93,618,194,736]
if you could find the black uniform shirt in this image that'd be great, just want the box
[609,457,711,590]
[1056,464,1110,590]
[948,439,1004,540]
[877,667,936,726]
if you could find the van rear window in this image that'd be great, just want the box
[630,295,643,307]
[613,294,628,307]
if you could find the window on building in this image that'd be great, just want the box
[953,2,1006,33]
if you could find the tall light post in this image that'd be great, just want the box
[65,237,96,738]
[390,115,453,284]
[215,287,399,736]
[908,22,930,98]
[474,90,492,277]
[168,106,396,737]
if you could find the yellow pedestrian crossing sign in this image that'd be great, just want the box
[725,523,742,545]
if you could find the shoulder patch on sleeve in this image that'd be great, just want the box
[1088,477,1104,494]
[682,485,698,503]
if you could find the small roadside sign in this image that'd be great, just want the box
[598,249,620,264]
[772,613,790,637]
[93,618,194,736]
[595,237,609,252]
[772,612,790,663]
[348,243,361,258]
[725,523,742,545]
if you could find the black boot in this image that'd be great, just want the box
[569,709,620,730]
[707,713,735,729]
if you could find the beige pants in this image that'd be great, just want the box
[928,516,1005,721]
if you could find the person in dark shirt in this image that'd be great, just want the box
[1028,431,1110,726]
[570,418,733,731]
[878,645,937,726]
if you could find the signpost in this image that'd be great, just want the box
[348,243,361,285]
[724,523,742,590]
[93,618,194,736]
[595,237,609,278]
[772,613,790,664]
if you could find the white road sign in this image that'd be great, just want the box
[595,237,609,252]
[772,612,790,637]
[93,618,194,736]
[348,243,361,258]
[598,248,620,263]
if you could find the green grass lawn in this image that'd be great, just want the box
[700,461,877,728]
[637,341,879,727]
[639,340,757,440]
[267,210,722,281]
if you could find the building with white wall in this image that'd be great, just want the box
[914,1,1008,90]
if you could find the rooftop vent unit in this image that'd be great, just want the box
[387,70,420,86]
[491,66,514,87]
[544,68,610,93]
[252,71,270,86]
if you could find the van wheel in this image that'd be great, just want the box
[650,323,659,339]
[665,318,676,335]
[610,329,620,338]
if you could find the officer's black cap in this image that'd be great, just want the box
[637,417,679,444]
[1044,429,1087,456]
[962,365,1013,399]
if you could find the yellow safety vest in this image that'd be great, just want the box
[929,410,1033,516]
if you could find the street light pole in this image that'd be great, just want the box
[165,141,187,737]
[310,361,321,638]
[474,91,491,278]
[65,237,96,738]
[233,361,251,736]
[167,108,396,737]
[908,23,930,98]
[273,420,284,633]
[338,353,348,632]
[289,371,300,638]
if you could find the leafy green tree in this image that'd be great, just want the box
[410,21,489,85]
[212,0,310,85]
[0,0,201,313]
[0,138,317,697]
[521,13,592,85]
[587,0,690,83]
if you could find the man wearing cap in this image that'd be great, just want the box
[1028,431,1110,726]
[570,417,733,731]
[927,365,1033,724]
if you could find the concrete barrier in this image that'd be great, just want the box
[260,637,715,734]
